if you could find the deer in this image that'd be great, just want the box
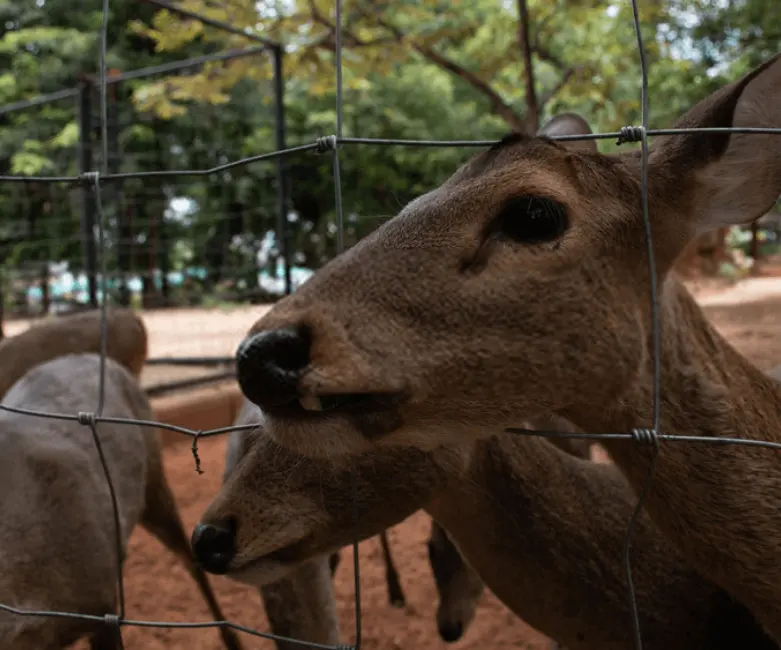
[192,401,778,650]
[328,531,406,608]
[226,398,406,612]
[0,354,242,650]
[428,412,595,645]
[218,406,601,649]
[250,557,341,650]
[0,308,148,393]
[223,399,341,650]
[220,398,481,650]
[230,52,781,640]
[426,519,484,643]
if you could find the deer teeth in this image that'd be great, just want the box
[299,396,324,411]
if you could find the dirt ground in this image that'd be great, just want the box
[4,305,270,389]
[22,273,781,650]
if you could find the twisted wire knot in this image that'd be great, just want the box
[79,171,100,184]
[615,125,645,145]
[78,411,97,426]
[103,613,121,627]
[315,135,337,153]
[631,428,660,448]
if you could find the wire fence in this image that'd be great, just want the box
[0,0,781,650]
[0,43,289,325]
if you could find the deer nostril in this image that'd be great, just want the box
[235,326,311,408]
[191,521,237,575]
[438,621,464,643]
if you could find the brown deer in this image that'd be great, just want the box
[193,411,777,650]
[224,402,591,648]
[251,557,341,650]
[231,53,781,639]
[428,412,594,645]
[319,514,407,609]
[223,399,340,650]
[221,398,474,650]
[0,308,148,392]
[0,354,242,650]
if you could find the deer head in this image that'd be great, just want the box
[192,422,461,586]
[234,54,781,457]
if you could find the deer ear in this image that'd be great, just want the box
[649,53,781,234]
[537,113,598,153]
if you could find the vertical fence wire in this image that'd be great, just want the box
[0,0,780,649]
[621,4,658,648]
[329,0,364,646]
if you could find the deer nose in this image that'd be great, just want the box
[438,621,464,643]
[191,521,237,575]
[235,326,311,408]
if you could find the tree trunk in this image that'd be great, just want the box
[750,221,761,275]
[39,264,50,316]
[516,0,538,133]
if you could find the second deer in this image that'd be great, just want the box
[194,401,777,650]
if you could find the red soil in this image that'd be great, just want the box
[72,434,553,650]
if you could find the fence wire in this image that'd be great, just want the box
[0,0,780,649]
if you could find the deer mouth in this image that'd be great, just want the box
[227,537,318,586]
[264,391,407,419]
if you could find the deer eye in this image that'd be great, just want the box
[497,196,568,244]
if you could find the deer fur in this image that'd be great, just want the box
[197,402,777,650]
[0,354,241,650]
[223,401,340,650]
[223,404,591,648]
[226,405,406,610]
[0,308,148,394]
[254,558,340,650]
[235,53,781,639]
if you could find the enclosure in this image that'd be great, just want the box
[1,0,781,649]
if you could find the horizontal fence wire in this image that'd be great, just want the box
[0,0,780,649]
[3,128,781,185]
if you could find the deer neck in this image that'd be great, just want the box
[426,434,730,650]
[562,276,781,630]
[565,274,781,486]
[566,275,781,443]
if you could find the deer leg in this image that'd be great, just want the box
[139,457,244,650]
[259,556,340,650]
[85,598,124,650]
[329,550,341,577]
[89,624,123,650]
[379,530,405,608]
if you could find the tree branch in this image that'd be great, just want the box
[535,43,567,70]
[307,1,575,133]
[371,14,528,132]
[307,0,400,49]
[538,67,576,108]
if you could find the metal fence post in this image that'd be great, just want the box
[272,45,292,296]
[78,78,98,308]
